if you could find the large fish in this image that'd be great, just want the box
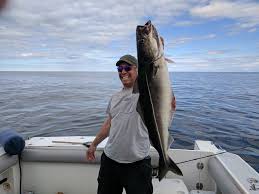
[134,21,183,180]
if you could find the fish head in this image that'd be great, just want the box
[136,21,164,67]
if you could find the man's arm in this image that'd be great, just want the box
[171,95,176,111]
[86,115,111,161]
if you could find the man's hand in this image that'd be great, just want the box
[86,144,97,161]
[171,96,176,111]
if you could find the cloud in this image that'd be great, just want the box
[0,0,258,72]
[168,33,216,47]
[0,0,194,61]
[173,20,202,26]
[0,0,197,69]
[190,0,259,32]
[169,54,259,72]
[207,50,226,55]
[248,28,257,32]
[1,0,192,44]
[167,56,212,71]
[233,56,259,71]
[20,53,34,57]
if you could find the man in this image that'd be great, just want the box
[87,54,176,194]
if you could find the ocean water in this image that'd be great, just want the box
[0,71,258,172]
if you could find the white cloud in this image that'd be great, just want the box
[0,28,27,37]
[1,0,191,44]
[0,0,194,64]
[190,0,259,32]
[0,0,258,72]
[208,50,226,55]
[173,20,201,26]
[169,54,259,72]
[248,28,257,32]
[20,52,47,58]
[168,34,216,47]
[20,53,33,57]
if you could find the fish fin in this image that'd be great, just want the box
[168,135,174,148]
[158,156,183,181]
[160,37,174,63]
[165,57,175,63]
[153,65,159,77]
[160,37,164,49]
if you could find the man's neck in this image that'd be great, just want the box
[123,86,133,90]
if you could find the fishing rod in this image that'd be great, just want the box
[52,140,92,147]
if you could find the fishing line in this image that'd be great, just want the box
[144,71,167,164]
[174,136,259,165]
[175,145,249,165]
[18,154,22,194]
[198,149,202,190]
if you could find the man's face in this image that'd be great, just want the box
[117,62,137,88]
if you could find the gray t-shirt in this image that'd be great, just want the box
[104,87,150,163]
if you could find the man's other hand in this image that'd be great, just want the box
[86,144,96,161]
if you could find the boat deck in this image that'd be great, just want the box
[0,136,259,194]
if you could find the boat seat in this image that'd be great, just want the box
[209,152,259,194]
[122,178,189,194]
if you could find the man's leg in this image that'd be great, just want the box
[97,153,123,194]
[123,157,153,194]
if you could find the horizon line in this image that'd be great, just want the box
[0,70,259,73]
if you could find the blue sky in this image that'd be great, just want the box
[0,0,258,72]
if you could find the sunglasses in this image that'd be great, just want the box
[117,65,133,72]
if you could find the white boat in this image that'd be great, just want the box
[0,136,258,194]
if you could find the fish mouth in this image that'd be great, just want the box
[137,20,152,28]
[136,20,152,36]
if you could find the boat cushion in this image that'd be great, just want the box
[0,129,25,155]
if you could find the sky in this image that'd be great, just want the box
[0,0,258,72]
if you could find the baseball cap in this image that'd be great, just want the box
[116,54,138,67]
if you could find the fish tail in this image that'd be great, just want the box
[168,156,183,176]
[158,160,168,181]
[158,156,183,181]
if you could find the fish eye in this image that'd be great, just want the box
[138,39,145,44]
